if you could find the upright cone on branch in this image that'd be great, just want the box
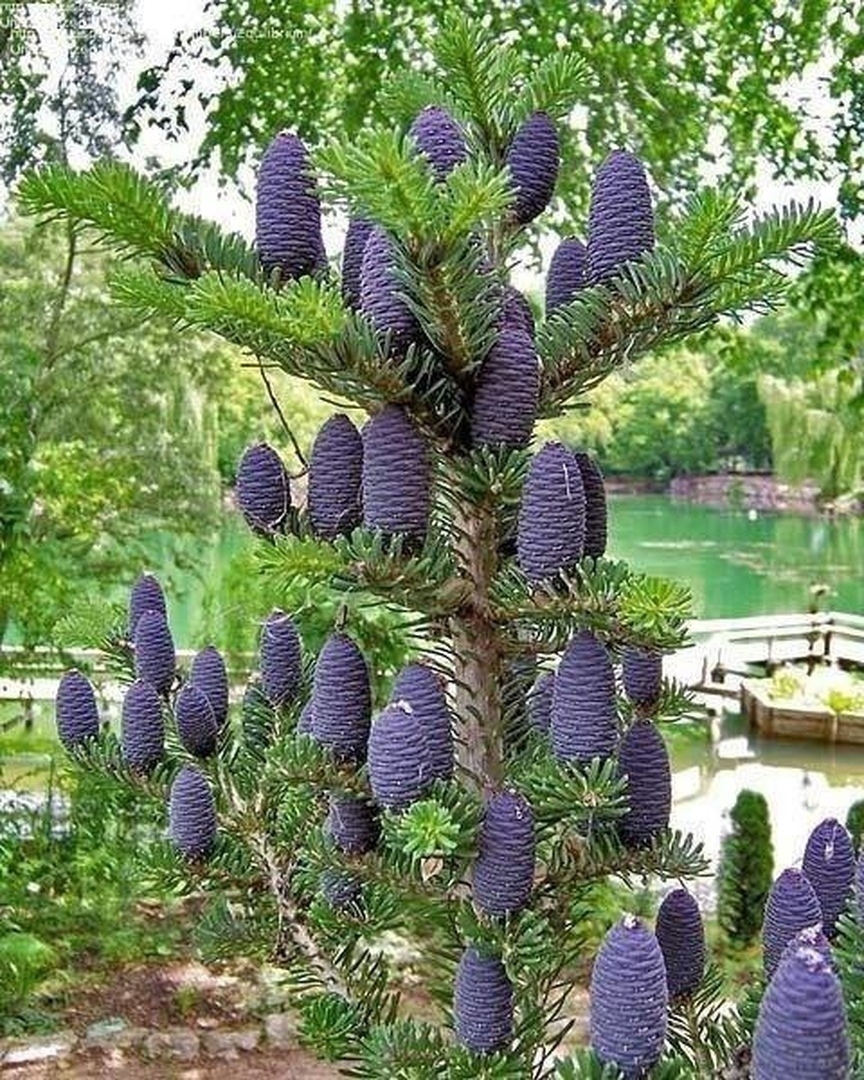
[121,679,164,774]
[308,414,363,540]
[190,645,229,729]
[802,817,855,938]
[362,405,430,542]
[622,646,663,710]
[326,794,380,854]
[453,947,514,1054]
[470,323,539,449]
[552,630,617,764]
[134,610,175,695]
[259,609,302,708]
[55,670,100,750]
[528,670,555,734]
[367,701,430,810]
[655,888,705,999]
[505,111,559,224]
[408,105,467,180]
[616,719,672,847]
[517,442,586,583]
[312,633,372,764]
[128,572,166,638]
[359,227,420,356]
[763,867,823,978]
[545,237,586,315]
[472,790,535,917]
[391,662,454,781]
[175,683,218,758]
[255,131,322,280]
[573,451,608,559]
[169,765,218,861]
[236,442,291,536]
[587,148,655,284]
[341,216,374,310]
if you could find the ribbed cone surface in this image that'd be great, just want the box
[472,791,536,917]
[56,670,100,750]
[175,683,218,758]
[590,915,668,1077]
[552,630,617,764]
[622,646,663,710]
[169,765,217,861]
[587,149,655,285]
[121,679,164,774]
[573,451,608,558]
[308,414,363,539]
[341,216,374,309]
[326,794,380,854]
[361,405,430,539]
[134,610,176,695]
[517,442,586,584]
[802,818,856,938]
[545,237,586,315]
[617,720,672,847]
[529,670,555,734]
[259,610,302,707]
[297,697,315,735]
[502,286,535,339]
[408,105,467,180]
[392,662,454,781]
[359,226,420,356]
[368,701,430,811]
[236,442,291,535]
[752,945,850,1079]
[856,853,864,922]
[255,131,322,279]
[505,111,559,224]
[242,681,275,750]
[322,870,362,911]
[190,646,229,729]
[453,947,513,1054]
[470,324,539,449]
[779,923,833,971]
[312,633,371,764]
[655,888,705,999]
[129,573,166,638]
[763,868,823,979]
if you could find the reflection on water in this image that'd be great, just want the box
[670,712,864,902]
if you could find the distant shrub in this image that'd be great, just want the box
[846,800,864,853]
[717,789,774,946]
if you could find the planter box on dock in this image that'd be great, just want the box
[741,679,841,743]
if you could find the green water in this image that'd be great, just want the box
[607,496,864,619]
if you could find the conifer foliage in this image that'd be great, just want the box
[31,15,843,1078]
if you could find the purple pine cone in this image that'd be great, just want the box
[341,216,374,309]
[260,610,302,707]
[587,149,655,285]
[359,226,420,356]
[528,671,555,734]
[856,852,864,922]
[297,697,315,735]
[368,701,430,811]
[392,662,454,781]
[362,405,430,540]
[472,791,535,917]
[763,867,823,979]
[617,720,672,847]
[175,683,218,758]
[453,947,513,1054]
[121,679,164,774]
[752,945,850,1080]
[308,414,363,540]
[190,645,229,729]
[655,888,705,999]
[517,442,586,584]
[802,818,856,938]
[545,237,586,315]
[169,765,217,861]
[128,572,166,638]
[505,111,559,225]
[622,647,663,710]
[255,131,322,280]
[470,324,539,450]
[590,915,668,1077]
[134,610,175,695]
[236,442,291,536]
[408,105,467,180]
[502,286,535,339]
[326,794,380,854]
[552,630,617,765]
[322,870,362,911]
[779,923,833,971]
[56,670,100,750]
[573,451,608,558]
[312,633,371,764]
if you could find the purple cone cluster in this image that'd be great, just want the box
[190,646,229,730]
[392,662,454,782]
[367,701,430,811]
[762,868,823,978]
[517,442,586,584]
[255,131,322,281]
[589,915,668,1077]
[472,790,535,917]
[55,670,100,750]
[505,112,559,225]
[121,678,165,774]
[408,105,467,180]
[655,888,705,999]
[551,630,617,765]
[308,414,363,539]
[453,947,513,1054]
[235,442,291,537]
[311,632,371,764]
[175,683,218,758]
[616,719,671,848]
[802,817,855,937]
[622,646,663,711]
[362,405,430,541]
[470,323,539,450]
[129,572,166,637]
[587,149,654,285]
[260,609,302,708]
[134,608,176,695]
[169,765,218,861]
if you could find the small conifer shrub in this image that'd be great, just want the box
[36,13,840,1077]
[718,788,775,946]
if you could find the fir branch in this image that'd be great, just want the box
[514,52,590,122]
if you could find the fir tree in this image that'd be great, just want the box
[24,15,843,1078]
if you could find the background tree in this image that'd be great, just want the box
[717,789,775,947]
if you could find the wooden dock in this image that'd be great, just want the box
[741,678,864,745]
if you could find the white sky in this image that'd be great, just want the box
[5,0,857,282]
